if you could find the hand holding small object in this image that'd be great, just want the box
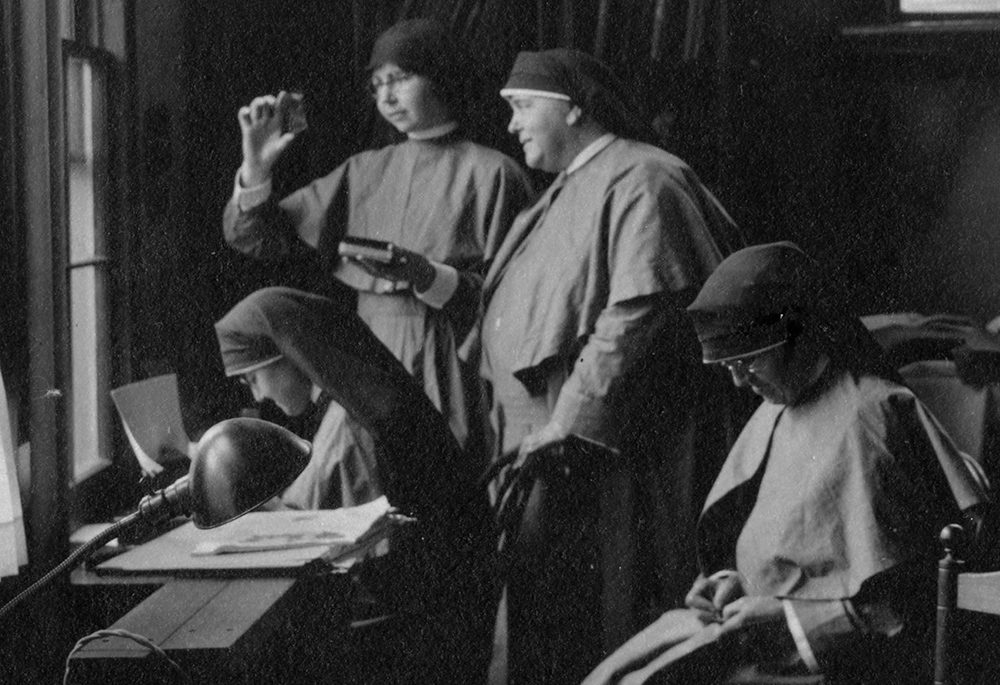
[238,90,303,187]
[685,569,744,624]
[348,245,436,293]
[517,421,569,463]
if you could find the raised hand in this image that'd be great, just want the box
[237,91,300,187]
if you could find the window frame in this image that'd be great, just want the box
[62,40,116,485]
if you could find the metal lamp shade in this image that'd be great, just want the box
[188,417,311,528]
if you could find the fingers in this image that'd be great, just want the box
[711,572,744,611]
[684,577,713,609]
[348,256,384,278]
[685,585,721,624]
[720,596,745,622]
[237,92,285,130]
[685,592,715,613]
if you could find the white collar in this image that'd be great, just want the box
[311,384,323,403]
[407,120,459,140]
[565,133,616,175]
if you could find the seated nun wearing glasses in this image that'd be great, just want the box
[214,286,498,684]
[582,242,989,685]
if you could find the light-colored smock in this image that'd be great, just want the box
[479,135,743,685]
[225,133,533,454]
[280,395,380,510]
[584,369,987,685]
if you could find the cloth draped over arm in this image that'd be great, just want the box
[481,137,741,451]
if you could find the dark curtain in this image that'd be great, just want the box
[347,0,731,180]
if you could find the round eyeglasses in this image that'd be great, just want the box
[369,71,415,97]
[717,356,762,376]
[715,341,786,375]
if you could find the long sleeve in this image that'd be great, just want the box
[438,158,533,336]
[222,164,349,261]
[782,559,932,673]
[550,294,675,449]
[280,399,381,511]
[546,159,710,450]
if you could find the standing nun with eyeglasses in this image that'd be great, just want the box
[222,18,533,476]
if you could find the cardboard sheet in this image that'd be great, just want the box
[110,374,192,476]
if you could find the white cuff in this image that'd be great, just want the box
[234,169,272,212]
[783,599,820,673]
[414,262,459,309]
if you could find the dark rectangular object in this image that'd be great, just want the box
[338,237,395,263]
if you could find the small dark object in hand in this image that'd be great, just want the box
[338,237,396,264]
[281,92,308,135]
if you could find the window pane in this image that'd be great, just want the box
[65,50,111,483]
[59,0,75,40]
[901,0,1000,12]
[67,55,102,262]
[70,267,109,482]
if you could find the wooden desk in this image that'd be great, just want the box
[67,570,351,685]
[66,505,398,683]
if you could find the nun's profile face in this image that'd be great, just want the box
[719,345,793,405]
[371,62,451,134]
[242,358,313,417]
[719,335,825,407]
[505,94,575,172]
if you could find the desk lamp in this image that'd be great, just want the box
[0,417,311,621]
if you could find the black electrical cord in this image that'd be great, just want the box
[0,513,137,623]
[63,628,192,685]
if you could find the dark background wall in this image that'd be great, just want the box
[126,0,1000,427]
[3,1,1000,681]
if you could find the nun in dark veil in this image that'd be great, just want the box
[215,286,498,685]
[581,243,988,685]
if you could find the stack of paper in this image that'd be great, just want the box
[96,496,394,575]
[191,496,393,559]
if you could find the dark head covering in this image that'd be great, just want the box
[686,242,816,363]
[367,18,463,112]
[214,287,476,522]
[217,328,282,377]
[687,242,899,380]
[215,287,497,642]
[501,48,659,144]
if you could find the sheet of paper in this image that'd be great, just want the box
[110,374,191,476]
[96,497,392,575]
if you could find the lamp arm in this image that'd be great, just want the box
[0,476,194,623]
[0,416,311,625]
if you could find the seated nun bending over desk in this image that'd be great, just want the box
[214,286,497,685]
[217,293,379,511]
[582,242,990,685]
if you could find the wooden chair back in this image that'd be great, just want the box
[935,523,1000,685]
